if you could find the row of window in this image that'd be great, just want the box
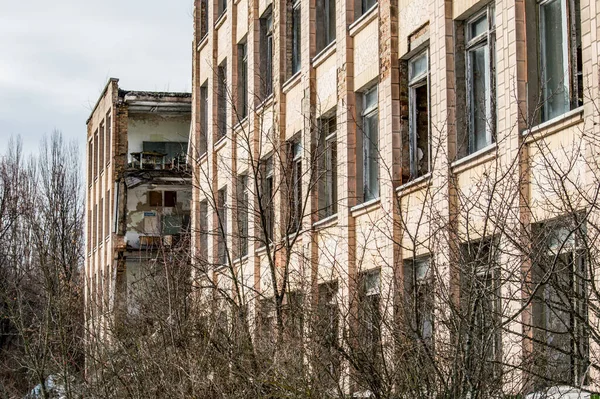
[88,112,112,185]
[211,218,588,390]
[87,189,111,251]
[197,0,583,190]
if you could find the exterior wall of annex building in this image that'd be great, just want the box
[85,78,192,338]
[190,0,600,392]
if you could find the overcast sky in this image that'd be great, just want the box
[0,0,194,158]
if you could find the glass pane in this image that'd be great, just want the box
[292,5,301,74]
[364,87,378,111]
[409,52,428,82]
[415,258,429,281]
[540,0,569,121]
[469,14,487,40]
[367,114,379,199]
[469,45,489,152]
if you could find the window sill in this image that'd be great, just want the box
[197,34,209,52]
[233,254,249,265]
[282,71,302,94]
[256,94,274,112]
[313,213,338,230]
[233,116,249,132]
[450,143,497,174]
[214,135,227,151]
[255,243,274,256]
[350,197,380,217]
[522,106,584,144]
[215,11,227,29]
[198,151,208,164]
[312,41,336,68]
[396,173,431,197]
[349,4,378,37]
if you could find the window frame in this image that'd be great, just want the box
[290,0,302,76]
[260,156,274,245]
[217,187,228,265]
[358,269,381,360]
[405,256,434,346]
[199,82,209,156]
[465,6,496,154]
[237,41,248,120]
[217,0,227,19]
[361,85,379,202]
[408,49,431,180]
[318,114,338,219]
[316,0,336,53]
[217,62,228,142]
[260,9,274,99]
[237,173,249,258]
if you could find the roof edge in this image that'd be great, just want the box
[86,78,119,125]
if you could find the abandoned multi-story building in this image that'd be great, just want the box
[190,0,600,394]
[85,78,192,332]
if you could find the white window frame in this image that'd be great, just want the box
[465,6,495,154]
[408,50,430,180]
[361,86,379,202]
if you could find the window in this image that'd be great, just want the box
[318,114,337,218]
[217,62,227,141]
[237,42,248,119]
[359,86,379,202]
[88,140,93,185]
[199,0,209,38]
[260,156,274,244]
[465,7,495,154]
[527,0,582,123]
[217,0,227,17]
[199,200,209,262]
[106,112,111,164]
[260,9,274,98]
[93,130,98,179]
[93,204,97,247]
[316,0,336,53]
[532,220,588,387]
[148,191,163,207]
[237,174,249,257]
[98,198,103,245]
[408,50,430,179]
[289,0,301,76]
[356,0,376,19]
[283,291,304,339]
[460,238,499,385]
[316,282,340,387]
[99,122,105,173]
[164,191,177,207]
[405,257,433,346]
[105,189,110,239]
[217,188,227,265]
[289,139,302,232]
[199,82,208,155]
[259,298,276,348]
[358,270,381,360]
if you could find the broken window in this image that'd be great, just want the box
[408,50,430,179]
[527,0,582,123]
[106,112,111,164]
[460,238,499,386]
[289,0,301,76]
[105,189,110,239]
[318,114,337,219]
[217,61,228,141]
[532,219,589,387]
[259,298,275,349]
[358,270,381,361]
[164,191,177,207]
[98,198,103,245]
[237,41,248,120]
[260,8,274,99]
[199,82,208,155]
[289,138,302,232]
[316,281,340,387]
[405,256,433,347]
[316,0,336,53]
[99,122,104,173]
[283,291,304,340]
[260,156,274,245]
[359,86,379,202]
[237,174,249,257]
[148,191,163,207]
[465,6,495,154]
[217,187,227,265]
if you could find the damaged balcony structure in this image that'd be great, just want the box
[85,78,192,337]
